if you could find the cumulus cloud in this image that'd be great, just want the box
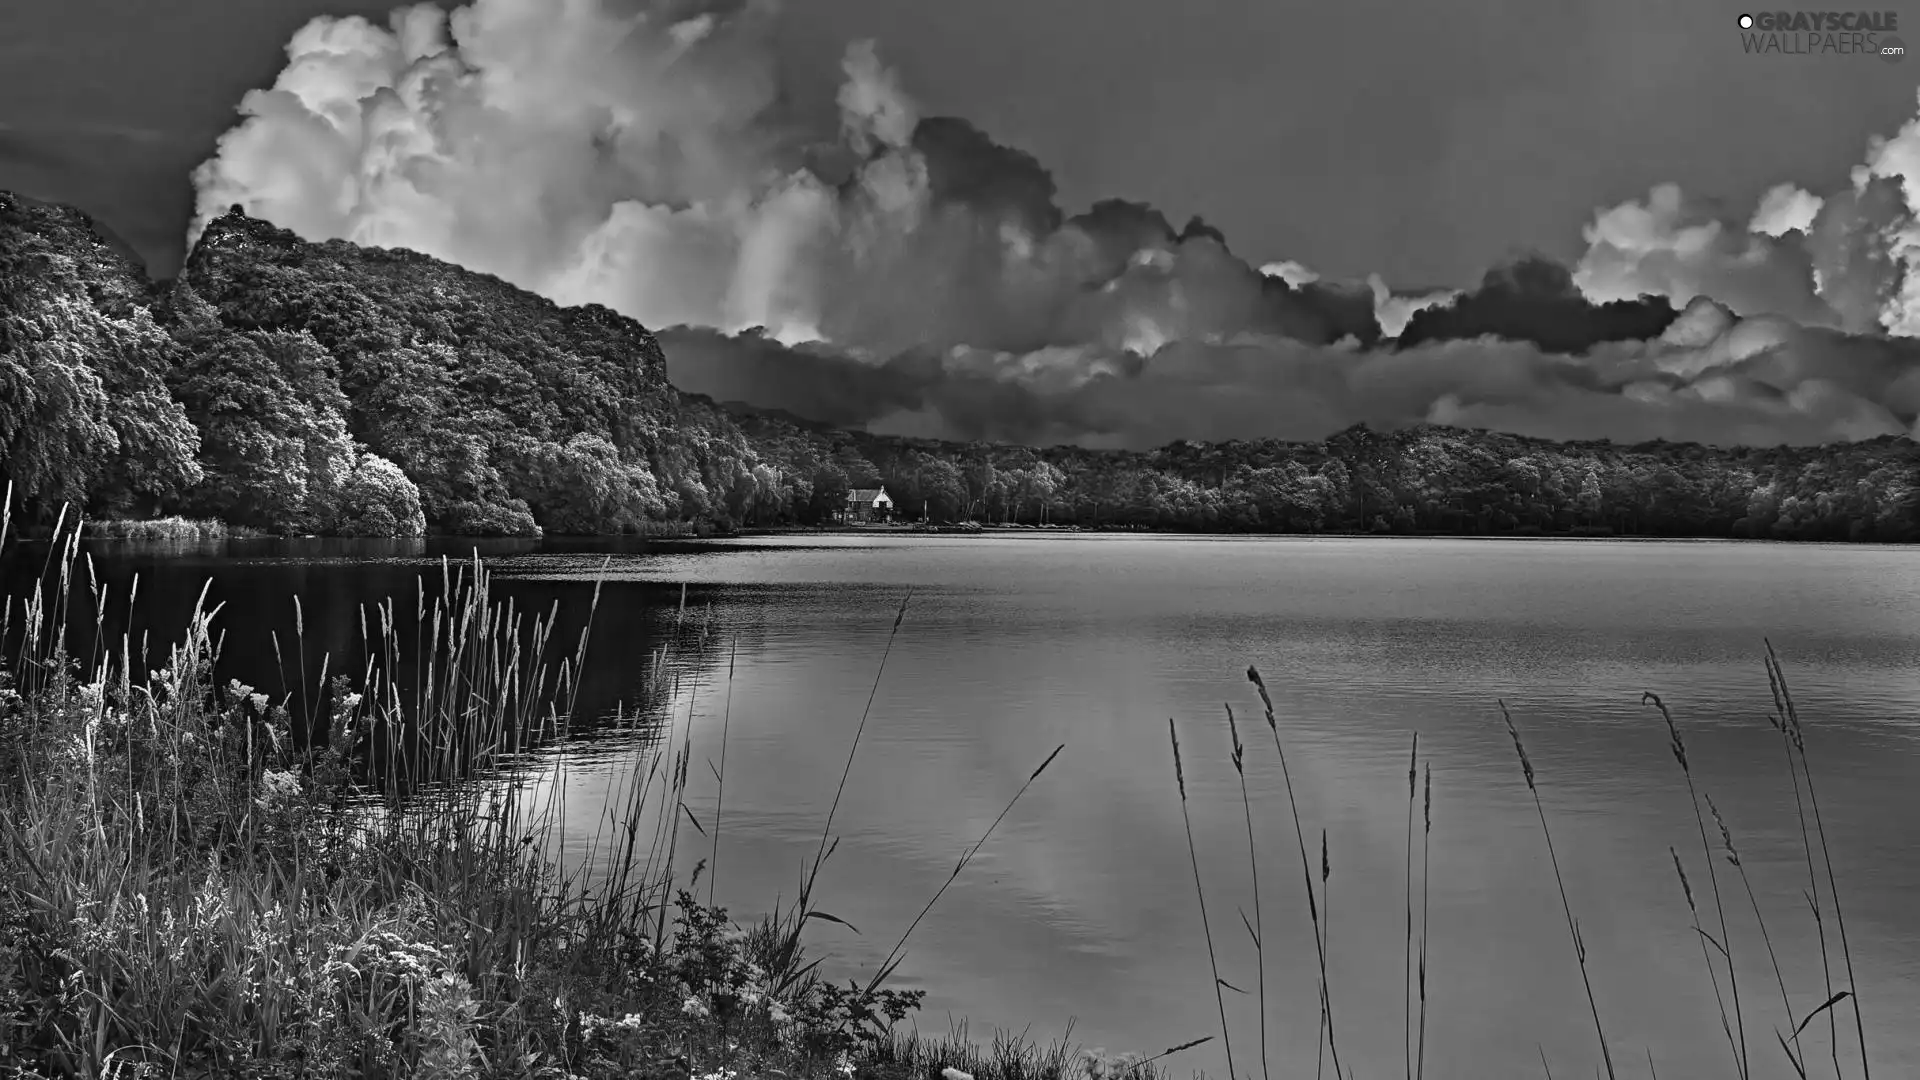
[189,0,1379,361]
[1570,89,1920,344]
[192,0,1920,452]
[1749,183,1824,237]
[1571,182,1838,326]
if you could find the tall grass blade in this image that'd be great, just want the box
[1500,701,1616,1080]
[1169,718,1235,1080]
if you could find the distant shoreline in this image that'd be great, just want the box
[729,523,1854,544]
[8,518,1902,547]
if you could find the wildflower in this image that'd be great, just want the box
[681,995,711,1019]
[835,1052,856,1077]
[767,1001,790,1024]
[255,768,302,810]
[249,693,268,713]
[943,1070,976,1080]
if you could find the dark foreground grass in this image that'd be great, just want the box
[0,501,1156,1080]
[0,493,1885,1080]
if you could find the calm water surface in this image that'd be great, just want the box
[20,534,1920,1080]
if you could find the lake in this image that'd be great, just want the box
[10,532,1920,1080]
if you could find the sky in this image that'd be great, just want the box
[11,0,1920,452]
[4,0,1914,286]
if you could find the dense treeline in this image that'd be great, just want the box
[5,191,1918,542]
[725,410,1920,541]
[3,195,777,536]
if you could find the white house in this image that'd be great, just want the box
[842,486,893,524]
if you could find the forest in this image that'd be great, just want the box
[5,190,1918,544]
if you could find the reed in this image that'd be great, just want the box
[1642,690,1748,1080]
[1764,650,1838,1079]
[1499,701,1617,1080]
[1766,639,1869,1078]
[1319,829,1333,1080]
[866,741,1066,993]
[1245,665,1344,1080]
[1404,731,1418,1080]
[1169,717,1237,1080]
[1705,791,1805,1078]
[1225,703,1270,1080]
[1416,762,1432,1080]
[708,633,737,908]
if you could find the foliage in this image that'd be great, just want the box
[164,322,358,533]
[0,193,202,521]
[334,453,429,539]
[174,209,763,536]
[729,409,1920,539]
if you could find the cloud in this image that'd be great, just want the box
[663,294,1920,451]
[1571,182,1839,327]
[1569,89,1920,342]
[1399,256,1678,355]
[1368,273,1457,340]
[1749,183,1824,237]
[192,0,1920,452]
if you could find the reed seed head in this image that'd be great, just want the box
[1423,764,1432,833]
[1168,719,1187,800]
[1408,731,1419,795]
[1705,793,1741,868]
[1499,701,1535,792]
[1642,692,1689,774]
[1670,846,1696,913]
[1224,703,1244,776]
[1245,665,1278,731]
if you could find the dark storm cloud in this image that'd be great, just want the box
[659,294,1920,451]
[1398,256,1680,355]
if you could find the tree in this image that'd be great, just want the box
[167,329,357,533]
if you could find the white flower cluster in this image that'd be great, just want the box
[255,767,303,810]
[576,1010,646,1040]
[322,928,449,986]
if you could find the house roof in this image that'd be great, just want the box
[847,488,889,503]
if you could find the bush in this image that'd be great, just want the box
[331,452,428,538]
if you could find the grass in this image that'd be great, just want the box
[0,500,1156,1080]
[48,517,262,541]
[0,491,1890,1080]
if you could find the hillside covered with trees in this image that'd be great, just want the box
[5,190,1919,543]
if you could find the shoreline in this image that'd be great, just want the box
[8,519,1900,547]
